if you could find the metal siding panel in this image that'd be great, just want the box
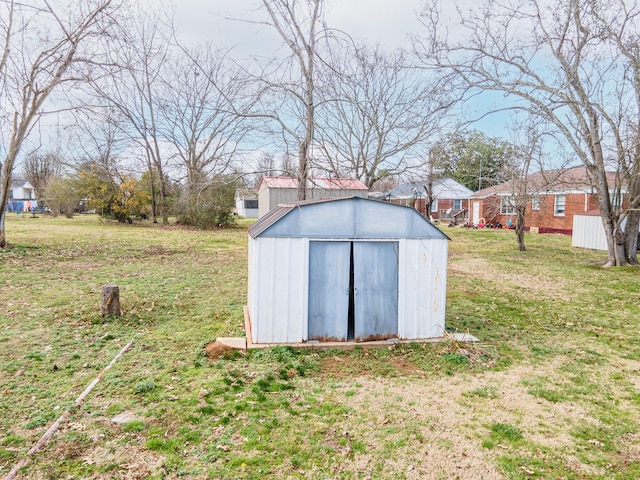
[355,200,447,239]
[572,215,608,251]
[397,239,412,339]
[430,240,448,337]
[308,241,350,341]
[290,238,307,342]
[253,238,306,343]
[398,239,447,339]
[272,189,297,209]
[264,201,356,238]
[354,242,399,341]
[302,239,310,341]
[247,237,257,343]
[254,238,273,342]
[272,237,292,343]
[258,188,269,218]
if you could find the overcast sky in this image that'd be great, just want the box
[172,0,426,53]
[168,0,510,138]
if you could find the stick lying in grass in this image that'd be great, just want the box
[4,340,134,480]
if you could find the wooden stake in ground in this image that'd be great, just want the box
[4,340,134,480]
[101,284,121,316]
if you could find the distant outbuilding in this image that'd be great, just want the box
[257,176,368,218]
[572,209,640,251]
[247,197,449,345]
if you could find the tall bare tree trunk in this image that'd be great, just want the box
[0,155,12,248]
[261,0,321,202]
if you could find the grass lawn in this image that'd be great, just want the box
[1,213,639,479]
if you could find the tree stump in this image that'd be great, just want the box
[101,285,122,316]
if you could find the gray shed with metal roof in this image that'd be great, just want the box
[247,196,449,344]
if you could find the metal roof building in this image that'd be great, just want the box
[247,196,449,344]
[257,176,368,218]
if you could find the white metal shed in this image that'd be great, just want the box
[572,210,608,251]
[247,197,449,344]
[572,209,640,251]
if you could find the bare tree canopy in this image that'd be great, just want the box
[0,0,121,248]
[417,0,640,266]
[23,152,62,202]
[161,47,249,194]
[315,44,451,189]
[88,4,175,224]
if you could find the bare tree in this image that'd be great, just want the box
[417,0,640,266]
[255,0,325,200]
[90,5,172,224]
[501,118,566,252]
[22,152,62,203]
[160,47,249,198]
[0,0,121,248]
[315,45,451,189]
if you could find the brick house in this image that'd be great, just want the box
[469,167,622,234]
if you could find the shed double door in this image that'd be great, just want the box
[308,241,398,342]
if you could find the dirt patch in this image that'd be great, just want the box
[205,340,237,359]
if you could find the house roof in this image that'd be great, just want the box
[10,177,33,190]
[258,176,368,191]
[248,196,448,240]
[470,166,622,199]
[385,178,474,199]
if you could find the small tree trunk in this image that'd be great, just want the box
[516,206,526,252]
[101,285,122,316]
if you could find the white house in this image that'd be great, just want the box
[7,178,36,212]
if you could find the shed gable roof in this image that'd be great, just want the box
[248,196,448,240]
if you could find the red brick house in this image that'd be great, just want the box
[469,167,623,234]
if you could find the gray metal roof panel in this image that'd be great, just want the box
[250,196,448,240]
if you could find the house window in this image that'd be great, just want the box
[453,199,462,210]
[554,194,566,216]
[531,196,540,211]
[500,196,515,214]
[431,199,438,212]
